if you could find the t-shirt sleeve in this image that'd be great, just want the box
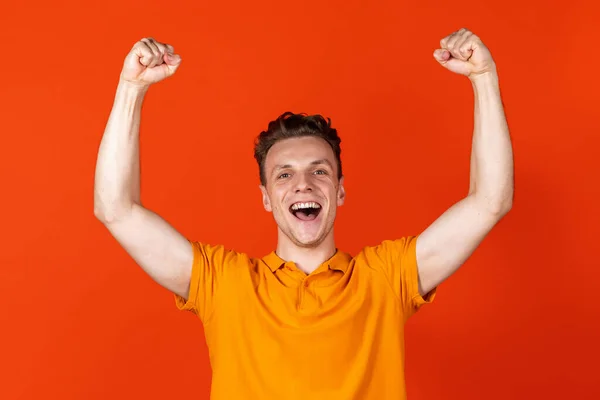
[370,236,436,319]
[174,241,236,323]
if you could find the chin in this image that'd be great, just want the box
[276,208,335,248]
[290,222,334,248]
[292,234,325,248]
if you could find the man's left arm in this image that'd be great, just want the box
[415,28,514,296]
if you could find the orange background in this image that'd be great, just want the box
[1,0,599,399]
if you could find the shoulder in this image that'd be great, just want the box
[354,236,418,267]
[189,241,253,267]
[189,241,268,273]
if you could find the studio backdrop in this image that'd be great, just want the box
[1,0,598,399]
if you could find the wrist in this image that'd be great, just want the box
[469,69,499,88]
[117,78,150,96]
[113,78,149,112]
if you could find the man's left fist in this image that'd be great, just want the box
[433,28,496,78]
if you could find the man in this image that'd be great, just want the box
[94,28,513,399]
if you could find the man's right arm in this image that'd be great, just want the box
[93,38,193,299]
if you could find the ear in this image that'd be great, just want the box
[337,176,346,206]
[259,185,272,212]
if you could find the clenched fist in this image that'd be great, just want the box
[433,28,496,78]
[120,37,181,87]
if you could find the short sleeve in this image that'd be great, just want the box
[369,236,436,319]
[174,241,236,324]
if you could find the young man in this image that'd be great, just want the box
[94,28,513,399]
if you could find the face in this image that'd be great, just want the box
[260,136,345,248]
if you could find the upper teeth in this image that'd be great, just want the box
[291,202,321,210]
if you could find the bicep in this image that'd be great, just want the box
[415,195,503,295]
[102,203,194,299]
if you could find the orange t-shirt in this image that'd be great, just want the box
[175,236,435,399]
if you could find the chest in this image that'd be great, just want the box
[203,265,406,389]
[213,265,400,328]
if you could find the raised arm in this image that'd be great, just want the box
[415,28,514,295]
[94,38,193,299]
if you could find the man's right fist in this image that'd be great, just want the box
[120,38,181,87]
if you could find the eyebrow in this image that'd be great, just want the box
[310,159,334,168]
[274,159,334,171]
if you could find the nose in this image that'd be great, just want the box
[293,173,313,193]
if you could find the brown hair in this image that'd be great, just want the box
[254,112,343,185]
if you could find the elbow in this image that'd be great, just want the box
[487,195,513,217]
[94,207,110,224]
[94,204,116,224]
[94,206,131,224]
[94,197,133,224]
[93,193,112,223]
[472,190,513,217]
[493,202,512,218]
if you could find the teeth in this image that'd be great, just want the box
[291,202,321,210]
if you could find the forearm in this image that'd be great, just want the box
[94,80,148,222]
[469,72,514,214]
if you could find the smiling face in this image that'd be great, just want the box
[260,136,345,248]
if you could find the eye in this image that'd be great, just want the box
[278,173,291,179]
[314,170,327,175]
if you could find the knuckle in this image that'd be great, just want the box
[139,40,152,50]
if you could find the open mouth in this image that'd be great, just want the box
[289,201,322,221]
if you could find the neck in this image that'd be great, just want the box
[275,229,337,274]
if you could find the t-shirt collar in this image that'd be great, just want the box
[262,249,352,273]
